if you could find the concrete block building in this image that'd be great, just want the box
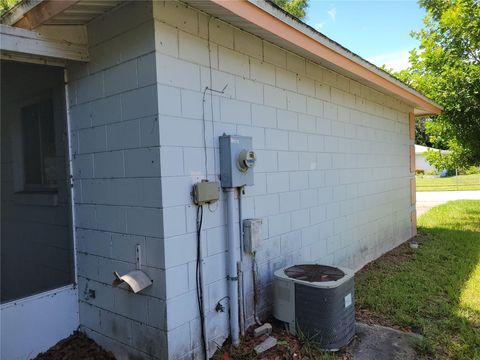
[0,1,441,359]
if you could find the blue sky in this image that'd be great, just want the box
[304,1,426,70]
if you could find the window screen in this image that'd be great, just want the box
[21,99,57,190]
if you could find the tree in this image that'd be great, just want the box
[271,0,309,19]
[394,0,480,169]
[0,0,19,15]
[415,117,436,148]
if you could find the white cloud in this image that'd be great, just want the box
[327,7,336,21]
[314,22,325,30]
[366,50,411,72]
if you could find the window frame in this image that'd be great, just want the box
[11,91,59,195]
[21,98,58,192]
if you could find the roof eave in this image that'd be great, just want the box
[194,0,442,115]
[3,0,443,116]
[1,0,43,27]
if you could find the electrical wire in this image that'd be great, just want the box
[196,205,207,358]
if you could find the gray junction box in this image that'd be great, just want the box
[243,218,262,254]
[219,135,255,188]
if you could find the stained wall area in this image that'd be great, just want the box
[63,1,415,359]
[66,2,168,359]
[152,1,415,358]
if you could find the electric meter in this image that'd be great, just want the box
[237,150,257,172]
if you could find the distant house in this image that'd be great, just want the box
[0,1,442,359]
[415,144,448,173]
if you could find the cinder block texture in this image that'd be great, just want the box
[67,2,166,359]
[152,1,415,359]
[67,0,416,359]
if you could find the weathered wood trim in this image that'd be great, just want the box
[0,24,88,62]
[409,112,415,141]
[410,178,416,206]
[410,145,416,173]
[0,0,43,27]
[13,0,80,30]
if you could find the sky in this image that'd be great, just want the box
[304,0,427,71]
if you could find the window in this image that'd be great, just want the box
[21,99,57,191]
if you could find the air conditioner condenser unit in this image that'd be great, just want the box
[273,264,355,351]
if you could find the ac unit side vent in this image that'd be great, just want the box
[273,264,355,351]
[294,278,355,350]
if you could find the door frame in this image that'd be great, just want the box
[0,62,79,360]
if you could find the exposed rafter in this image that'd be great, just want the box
[13,0,80,29]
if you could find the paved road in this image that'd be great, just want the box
[416,190,480,217]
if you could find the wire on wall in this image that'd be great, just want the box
[201,15,228,182]
[196,205,207,357]
[196,15,230,357]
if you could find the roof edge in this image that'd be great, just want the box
[3,0,442,115]
[1,0,43,26]
[259,0,441,111]
[212,0,442,115]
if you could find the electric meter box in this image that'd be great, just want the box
[219,135,255,188]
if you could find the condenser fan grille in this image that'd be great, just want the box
[284,264,345,282]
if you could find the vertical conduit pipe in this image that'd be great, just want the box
[237,188,246,336]
[225,188,240,346]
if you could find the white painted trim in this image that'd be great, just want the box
[64,68,79,283]
[0,284,75,309]
[0,51,65,66]
[0,23,88,62]
[0,284,79,360]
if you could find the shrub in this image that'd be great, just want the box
[459,166,480,175]
[416,169,425,175]
[426,169,437,176]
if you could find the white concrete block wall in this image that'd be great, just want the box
[67,2,167,359]
[153,1,414,359]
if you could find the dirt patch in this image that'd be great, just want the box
[357,239,419,274]
[213,318,353,360]
[34,331,115,360]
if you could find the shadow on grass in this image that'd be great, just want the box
[355,200,480,359]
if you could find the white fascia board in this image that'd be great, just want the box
[0,23,88,62]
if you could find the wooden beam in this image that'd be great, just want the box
[410,145,416,173]
[14,0,81,30]
[0,0,43,26]
[410,178,416,206]
[0,24,88,62]
[409,112,415,141]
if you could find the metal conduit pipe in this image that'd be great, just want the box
[225,188,240,346]
[237,187,246,336]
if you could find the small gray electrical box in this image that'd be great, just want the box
[193,181,220,205]
[219,135,256,188]
[243,218,262,254]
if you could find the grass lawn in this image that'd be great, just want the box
[416,174,480,191]
[356,200,480,359]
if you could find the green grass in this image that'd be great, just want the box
[356,200,480,359]
[416,174,480,191]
